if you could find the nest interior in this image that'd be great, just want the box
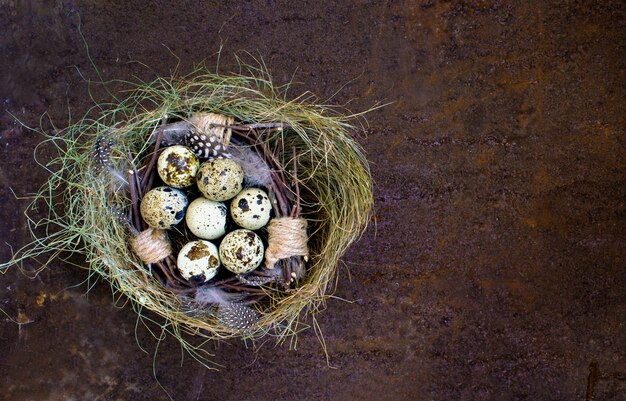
[2,67,373,364]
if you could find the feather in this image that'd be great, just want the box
[186,132,232,160]
[193,286,259,331]
[229,145,273,187]
[216,303,259,331]
[194,286,241,306]
[93,134,129,189]
[237,268,282,286]
[94,135,115,167]
[146,121,191,146]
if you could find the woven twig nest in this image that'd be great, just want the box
[3,68,373,364]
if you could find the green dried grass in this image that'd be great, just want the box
[1,65,374,367]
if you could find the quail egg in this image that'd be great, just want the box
[185,198,227,240]
[196,159,244,201]
[140,186,188,229]
[219,229,264,274]
[157,145,199,188]
[177,240,220,282]
[230,188,271,230]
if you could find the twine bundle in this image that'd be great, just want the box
[1,67,374,367]
[265,217,309,269]
[130,228,172,264]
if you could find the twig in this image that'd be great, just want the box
[291,146,301,218]
[220,283,265,293]
[128,170,142,231]
[281,259,291,287]
[211,122,290,131]
[141,124,164,194]
[164,255,193,287]
[212,276,239,286]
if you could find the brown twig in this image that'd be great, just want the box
[211,122,290,131]
[128,170,142,231]
[220,284,265,293]
[140,126,164,194]
[164,255,193,287]
[291,146,301,218]
[212,276,240,286]
[287,146,305,285]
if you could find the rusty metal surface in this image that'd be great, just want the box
[1,1,625,400]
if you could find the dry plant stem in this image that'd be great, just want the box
[154,261,177,286]
[267,190,280,217]
[212,122,290,131]
[128,152,148,232]
[128,170,142,231]
[241,294,266,305]
[287,146,304,285]
[220,284,265,293]
[164,255,193,288]
[273,136,283,162]
[141,128,164,194]
[281,259,290,287]
[211,276,239,286]
[291,146,301,218]
[128,152,144,199]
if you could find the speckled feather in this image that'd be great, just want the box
[190,286,259,330]
[216,302,259,331]
[93,135,115,168]
[185,132,232,160]
[93,134,128,187]
[237,271,280,286]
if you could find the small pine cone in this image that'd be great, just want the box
[185,132,232,160]
[217,303,259,331]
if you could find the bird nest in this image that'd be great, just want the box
[2,68,373,366]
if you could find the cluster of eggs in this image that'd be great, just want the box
[139,145,272,283]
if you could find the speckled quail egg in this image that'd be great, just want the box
[185,198,227,240]
[196,159,244,201]
[140,186,188,229]
[230,188,272,230]
[177,240,220,282]
[157,145,199,188]
[219,229,264,274]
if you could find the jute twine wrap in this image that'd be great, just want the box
[130,228,172,264]
[190,112,234,146]
[265,217,309,269]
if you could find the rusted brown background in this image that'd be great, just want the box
[1,1,625,400]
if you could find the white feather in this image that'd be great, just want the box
[229,145,273,187]
[194,286,242,306]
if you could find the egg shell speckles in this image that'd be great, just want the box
[140,186,188,229]
[157,145,199,188]
[219,229,264,274]
[230,188,271,230]
[197,159,244,201]
[177,240,220,282]
[185,198,227,240]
